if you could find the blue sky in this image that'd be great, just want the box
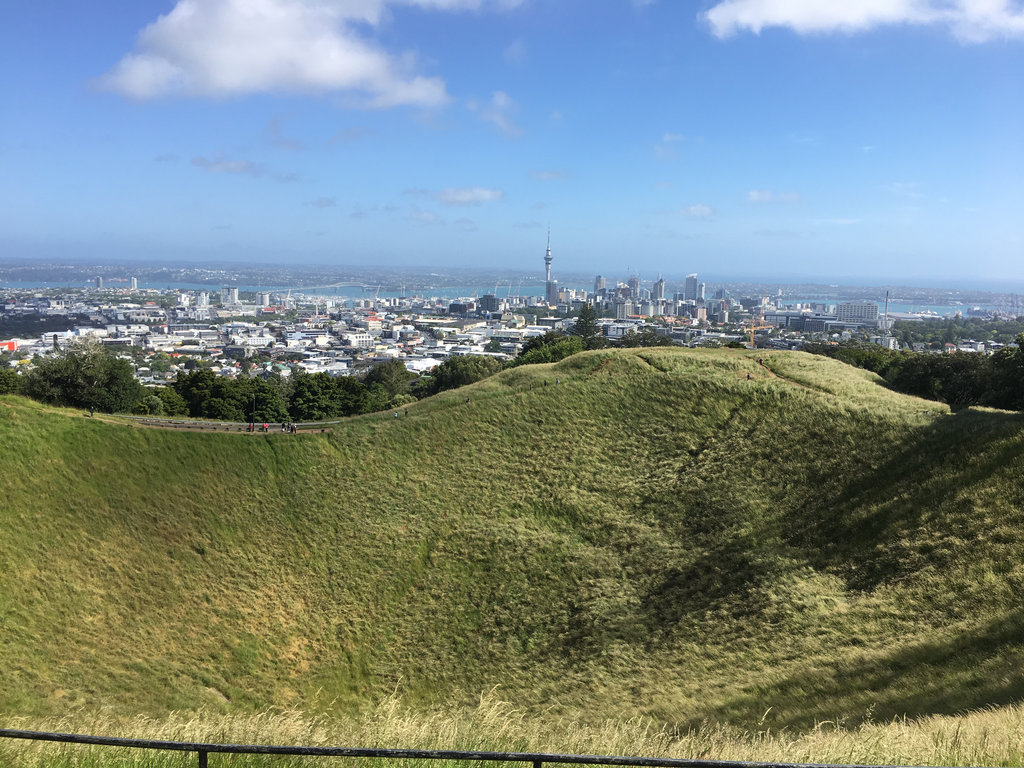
[2,0,1023,284]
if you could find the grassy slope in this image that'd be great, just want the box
[2,348,1024,730]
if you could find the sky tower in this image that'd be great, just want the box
[544,228,558,305]
[544,228,552,282]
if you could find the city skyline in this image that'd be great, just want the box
[2,1,1023,282]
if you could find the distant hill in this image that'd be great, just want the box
[2,348,1023,729]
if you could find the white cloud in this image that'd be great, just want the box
[433,187,504,205]
[683,204,714,218]
[703,0,1024,42]
[98,0,519,106]
[748,189,800,202]
[468,91,521,136]
[662,132,685,143]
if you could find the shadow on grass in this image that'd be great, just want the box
[706,607,1024,729]
[784,407,1024,591]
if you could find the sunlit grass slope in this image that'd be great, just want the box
[2,348,1024,730]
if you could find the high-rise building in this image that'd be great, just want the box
[652,275,665,301]
[259,292,271,307]
[627,276,640,298]
[95,276,103,289]
[479,294,500,313]
[836,302,879,324]
[222,287,239,305]
[130,277,138,291]
[684,273,698,302]
[594,275,606,293]
[697,282,706,301]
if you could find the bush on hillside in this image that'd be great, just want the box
[24,344,145,413]
[423,355,504,395]
[0,366,22,395]
[289,372,370,420]
[509,332,583,367]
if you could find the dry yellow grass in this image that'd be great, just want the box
[5,693,1024,767]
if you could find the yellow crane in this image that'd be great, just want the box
[746,323,774,348]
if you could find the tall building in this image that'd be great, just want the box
[222,286,239,305]
[130,277,138,291]
[479,294,500,313]
[697,282,706,301]
[652,275,666,301]
[627,276,640,298]
[836,302,879,324]
[594,275,606,293]
[544,231,558,305]
[684,273,698,302]
[95,276,103,289]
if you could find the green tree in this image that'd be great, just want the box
[362,359,414,399]
[427,355,503,395]
[986,333,1024,410]
[0,367,22,395]
[155,386,189,416]
[616,329,675,348]
[24,344,144,413]
[289,372,371,421]
[509,332,583,367]
[571,303,605,349]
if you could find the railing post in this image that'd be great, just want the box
[534,760,542,768]
[198,750,208,768]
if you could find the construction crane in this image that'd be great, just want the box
[746,322,774,349]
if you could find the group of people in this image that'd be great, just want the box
[247,422,298,434]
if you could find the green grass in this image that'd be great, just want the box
[3,348,1024,737]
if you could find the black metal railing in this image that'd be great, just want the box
[0,728,943,768]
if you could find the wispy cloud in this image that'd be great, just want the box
[748,189,800,203]
[307,197,337,208]
[888,181,924,199]
[703,0,1024,42]
[683,204,714,218]
[655,131,684,160]
[530,169,570,181]
[191,155,263,176]
[191,154,299,182]
[503,38,527,65]
[409,208,442,225]
[813,217,861,226]
[329,127,372,144]
[267,116,304,150]
[409,186,505,206]
[468,90,521,137]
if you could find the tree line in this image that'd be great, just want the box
[804,336,1024,411]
